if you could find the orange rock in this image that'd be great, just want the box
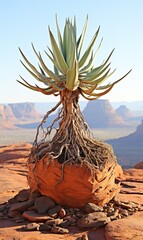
[134,161,143,169]
[105,212,143,240]
[28,156,120,207]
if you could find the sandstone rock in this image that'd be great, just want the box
[121,181,143,194]
[84,203,103,213]
[51,226,69,234]
[15,189,30,202]
[0,204,6,212]
[123,168,143,182]
[134,161,143,169]
[48,205,62,216]
[77,211,110,228]
[59,220,70,228]
[34,196,55,213]
[105,212,143,240]
[8,210,21,218]
[28,156,120,208]
[46,218,63,226]
[23,222,40,231]
[23,210,52,222]
[9,200,33,212]
[107,209,119,220]
[119,209,129,217]
[77,217,110,228]
[85,212,107,220]
[59,208,66,218]
[39,222,52,231]
[0,212,3,217]
[81,234,89,240]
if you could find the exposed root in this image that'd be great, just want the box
[28,89,117,170]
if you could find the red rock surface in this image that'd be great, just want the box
[134,161,143,169]
[0,143,143,240]
[105,212,143,240]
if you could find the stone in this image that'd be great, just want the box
[59,208,66,218]
[34,196,55,213]
[29,191,41,201]
[84,203,103,213]
[0,204,6,212]
[9,200,33,212]
[47,205,62,215]
[15,189,30,202]
[23,210,53,222]
[85,212,107,220]
[77,217,111,228]
[119,209,129,217]
[39,222,51,231]
[77,211,110,228]
[81,234,89,240]
[107,209,119,217]
[108,210,119,220]
[51,226,69,234]
[59,220,70,228]
[23,222,40,231]
[63,215,77,224]
[0,212,3,217]
[46,218,63,226]
[8,210,21,218]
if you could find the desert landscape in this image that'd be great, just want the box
[0,143,143,240]
[0,100,143,168]
[0,100,143,239]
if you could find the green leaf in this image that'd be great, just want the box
[48,27,68,74]
[45,49,64,74]
[79,51,94,74]
[77,16,88,60]
[32,44,65,89]
[19,48,45,79]
[79,26,100,69]
[56,15,64,55]
[82,63,111,84]
[85,49,114,78]
[65,22,76,68]
[65,60,79,91]
[20,60,49,84]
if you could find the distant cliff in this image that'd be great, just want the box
[108,120,143,167]
[116,105,133,120]
[0,104,16,129]
[9,102,41,120]
[0,102,41,129]
[0,104,15,120]
[82,99,127,128]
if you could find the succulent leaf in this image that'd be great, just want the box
[18,17,131,99]
[79,26,100,69]
[65,60,79,91]
[77,16,88,60]
[48,27,68,74]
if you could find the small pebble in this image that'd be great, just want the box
[51,226,69,234]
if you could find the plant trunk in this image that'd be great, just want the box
[27,89,120,207]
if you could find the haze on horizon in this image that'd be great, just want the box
[1,0,143,103]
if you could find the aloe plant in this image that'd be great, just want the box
[18,17,131,168]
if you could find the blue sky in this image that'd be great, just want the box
[0,0,143,103]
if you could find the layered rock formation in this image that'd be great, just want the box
[82,99,127,128]
[0,102,41,129]
[0,104,16,129]
[108,120,143,167]
[9,102,41,120]
[116,105,133,120]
